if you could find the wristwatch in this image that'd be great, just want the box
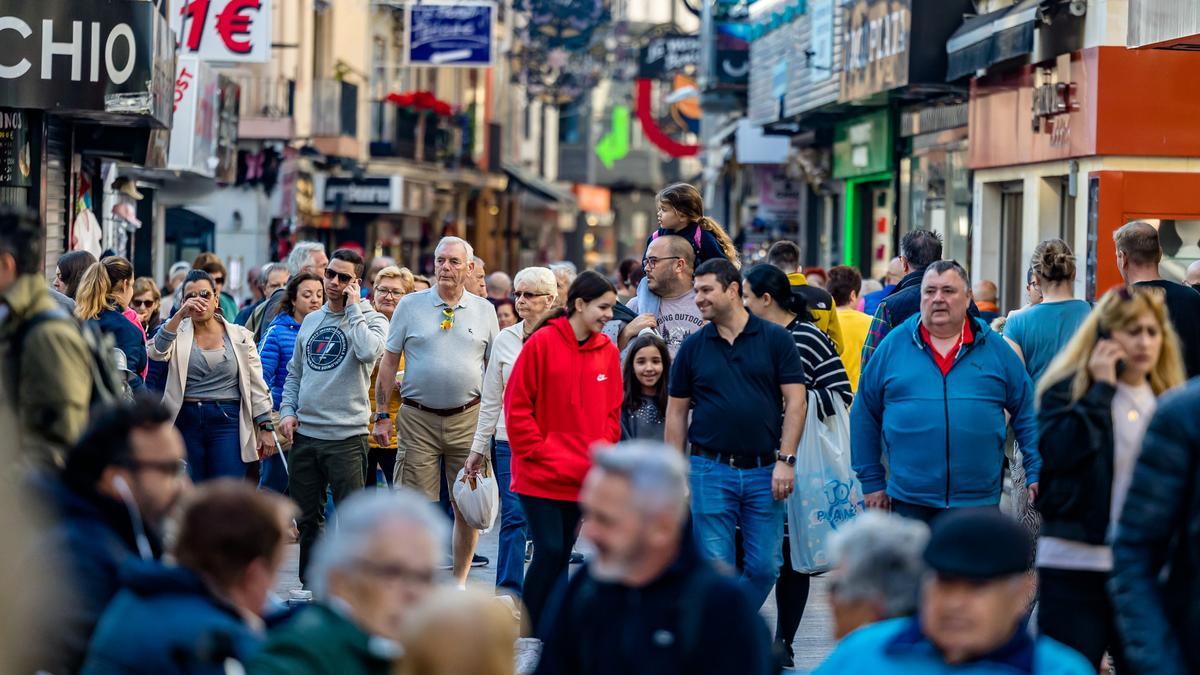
[258,422,275,432]
[372,412,391,423]
[775,451,797,466]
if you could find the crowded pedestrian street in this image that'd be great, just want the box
[3,1,1200,675]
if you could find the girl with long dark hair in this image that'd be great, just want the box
[620,333,670,441]
[504,270,623,640]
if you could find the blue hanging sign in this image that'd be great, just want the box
[406,1,495,67]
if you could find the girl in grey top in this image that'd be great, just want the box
[620,333,670,441]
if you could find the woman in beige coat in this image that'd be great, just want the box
[148,269,274,482]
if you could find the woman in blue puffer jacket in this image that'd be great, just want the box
[256,272,323,492]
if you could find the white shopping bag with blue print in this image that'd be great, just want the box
[787,393,865,574]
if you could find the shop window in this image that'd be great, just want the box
[1139,219,1200,284]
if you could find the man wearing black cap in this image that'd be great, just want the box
[814,510,1093,674]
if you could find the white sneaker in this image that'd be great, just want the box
[288,589,313,604]
[495,594,521,622]
[514,637,542,675]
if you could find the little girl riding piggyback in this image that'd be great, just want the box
[635,183,739,314]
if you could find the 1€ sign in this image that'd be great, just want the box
[172,0,271,64]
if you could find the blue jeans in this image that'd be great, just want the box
[689,455,784,609]
[493,440,528,596]
[176,400,245,482]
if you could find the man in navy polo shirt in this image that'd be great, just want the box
[665,259,808,609]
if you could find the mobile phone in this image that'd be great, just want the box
[1097,327,1127,378]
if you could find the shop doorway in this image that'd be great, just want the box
[164,207,215,268]
[855,181,894,280]
[999,185,1024,313]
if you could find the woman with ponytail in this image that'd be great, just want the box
[75,256,147,390]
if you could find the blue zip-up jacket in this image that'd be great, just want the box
[851,314,1041,508]
[257,311,301,410]
[90,307,146,391]
[80,561,263,675]
[814,617,1094,675]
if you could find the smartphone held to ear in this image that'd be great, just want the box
[1097,326,1127,377]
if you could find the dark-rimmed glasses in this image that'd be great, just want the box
[643,256,682,269]
[324,268,355,284]
[514,291,551,300]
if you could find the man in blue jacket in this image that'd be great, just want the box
[851,261,1040,523]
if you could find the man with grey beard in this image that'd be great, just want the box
[532,442,773,675]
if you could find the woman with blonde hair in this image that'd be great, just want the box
[75,256,147,391]
[397,589,516,675]
[366,265,415,488]
[1034,287,1186,671]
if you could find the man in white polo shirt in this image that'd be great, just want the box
[373,236,499,585]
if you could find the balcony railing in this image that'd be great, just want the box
[369,100,471,168]
[312,80,359,138]
[227,75,294,119]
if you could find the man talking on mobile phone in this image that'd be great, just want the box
[279,248,389,586]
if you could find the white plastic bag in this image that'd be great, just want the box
[453,463,500,532]
[787,394,865,574]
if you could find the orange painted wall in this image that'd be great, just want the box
[969,47,1200,170]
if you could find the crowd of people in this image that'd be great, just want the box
[1,182,1199,675]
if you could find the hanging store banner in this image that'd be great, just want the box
[0,0,175,126]
[757,166,802,224]
[639,33,700,79]
[168,57,220,177]
[171,0,272,63]
[839,0,911,102]
[833,109,892,179]
[406,1,495,67]
[315,175,405,214]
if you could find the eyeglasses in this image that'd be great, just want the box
[211,275,225,286]
[120,458,189,478]
[184,290,214,300]
[643,256,682,269]
[324,268,355,284]
[130,299,157,309]
[514,291,550,300]
[355,559,436,587]
[375,288,404,299]
[440,307,455,331]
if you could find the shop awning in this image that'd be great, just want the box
[502,162,576,208]
[946,0,1040,81]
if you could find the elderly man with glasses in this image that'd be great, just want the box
[249,489,448,675]
[374,236,500,588]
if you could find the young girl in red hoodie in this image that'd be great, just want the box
[503,270,623,635]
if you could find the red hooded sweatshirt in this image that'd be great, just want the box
[503,316,623,501]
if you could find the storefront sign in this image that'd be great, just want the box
[840,0,911,102]
[0,0,174,126]
[833,109,892,179]
[572,184,611,214]
[215,75,240,182]
[639,33,700,79]
[757,167,802,224]
[406,1,495,67]
[0,109,32,188]
[810,0,835,82]
[172,0,271,64]
[315,175,405,213]
[168,57,220,177]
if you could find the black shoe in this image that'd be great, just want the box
[472,554,490,568]
[569,550,585,565]
[773,640,794,669]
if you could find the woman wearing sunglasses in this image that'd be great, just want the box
[149,269,274,482]
[130,277,163,336]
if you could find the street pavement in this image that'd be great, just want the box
[273,507,837,673]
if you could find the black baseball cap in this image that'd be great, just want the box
[923,509,1034,581]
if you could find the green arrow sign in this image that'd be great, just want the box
[595,105,631,169]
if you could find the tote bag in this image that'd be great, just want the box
[787,394,865,573]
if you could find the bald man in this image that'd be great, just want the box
[973,279,1001,323]
[1186,259,1200,289]
[606,234,703,357]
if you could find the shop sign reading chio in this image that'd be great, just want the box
[0,0,174,124]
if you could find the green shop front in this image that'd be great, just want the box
[833,110,894,281]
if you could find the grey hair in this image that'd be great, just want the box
[435,236,475,262]
[512,266,557,302]
[261,262,287,280]
[472,256,486,269]
[169,261,191,278]
[549,261,577,278]
[287,241,327,276]
[590,441,689,524]
[828,511,929,618]
[307,488,450,602]
[486,271,512,295]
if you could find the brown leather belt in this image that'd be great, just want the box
[402,397,481,417]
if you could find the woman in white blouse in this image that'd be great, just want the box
[464,266,557,600]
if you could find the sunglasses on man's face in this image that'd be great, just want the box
[324,268,355,284]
